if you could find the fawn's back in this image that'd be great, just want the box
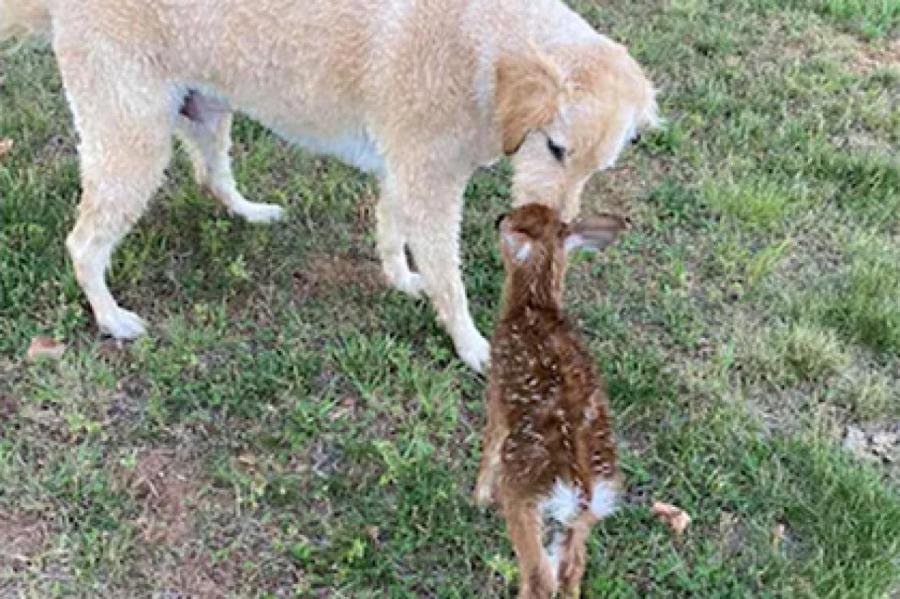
[490,307,619,517]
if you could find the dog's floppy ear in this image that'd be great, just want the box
[495,49,566,155]
[564,214,628,253]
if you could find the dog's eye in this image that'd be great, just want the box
[495,213,507,231]
[547,137,566,164]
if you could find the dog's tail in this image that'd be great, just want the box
[0,0,50,44]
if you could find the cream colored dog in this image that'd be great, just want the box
[1,0,657,372]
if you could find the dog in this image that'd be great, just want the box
[1,0,657,372]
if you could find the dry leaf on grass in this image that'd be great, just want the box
[652,501,692,535]
[237,453,258,468]
[365,525,380,544]
[772,522,786,547]
[26,336,66,362]
[0,138,13,158]
[329,396,358,421]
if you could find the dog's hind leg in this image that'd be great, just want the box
[376,176,425,297]
[176,92,283,223]
[57,49,178,339]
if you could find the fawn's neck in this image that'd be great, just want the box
[500,261,565,320]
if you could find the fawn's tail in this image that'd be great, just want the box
[0,0,50,44]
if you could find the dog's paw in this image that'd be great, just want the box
[456,334,490,373]
[98,307,147,339]
[392,272,425,298]
[473,482,497,507]
[236,202,284,224]
[382,259,426,298]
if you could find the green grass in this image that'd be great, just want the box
[736,321,851,386]
[2,1,899,596]
[809,0,900,38]
[703,178,806,232]
[814,235,900,354]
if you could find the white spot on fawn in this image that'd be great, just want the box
[540,480,581,525]
[540,478,619,527]
[589,478,619,519]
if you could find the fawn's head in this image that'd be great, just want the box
[497,204,627,309]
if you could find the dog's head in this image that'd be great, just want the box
[496,41,658,222]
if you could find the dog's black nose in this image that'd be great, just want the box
[631,133,642,145]
[495,213,507,231]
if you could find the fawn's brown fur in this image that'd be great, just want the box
[475,203,627,598]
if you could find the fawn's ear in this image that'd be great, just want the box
[564,214,628,253]
[495,49,566,155]
[502,230,534,262]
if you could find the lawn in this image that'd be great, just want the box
[1,1,898,597]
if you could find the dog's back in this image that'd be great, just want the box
[0,0,49,41]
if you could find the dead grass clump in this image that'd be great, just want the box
[735,321,850,385]
[292,253,384,301]
[0,510,49,570]
[118,449,198,546]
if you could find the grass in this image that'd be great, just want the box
[810,0,900,38]
[813,235,900,354]
[2,1,899,596]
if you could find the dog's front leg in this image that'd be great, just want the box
[388,170,489,372]
[412,227,489,373]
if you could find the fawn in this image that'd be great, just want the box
[475,203,627,598]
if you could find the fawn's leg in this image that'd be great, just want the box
[502,498,557,599]
[475,386,506,505]
[176,92,284,223]
[557,514,596,598]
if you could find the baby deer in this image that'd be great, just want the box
[475,203,627,598]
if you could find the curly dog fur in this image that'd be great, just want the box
[1,0,657,371]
